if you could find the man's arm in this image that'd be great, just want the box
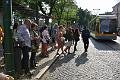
[17,26,24,42]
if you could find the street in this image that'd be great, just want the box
[41,37,120,80]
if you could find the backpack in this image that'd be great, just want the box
[82,29,90,39]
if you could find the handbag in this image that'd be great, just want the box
[13,39,24,48]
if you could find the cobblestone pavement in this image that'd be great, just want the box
[41,37,120,80]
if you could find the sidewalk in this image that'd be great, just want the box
[18,47,59,80]
[0,44,60,80]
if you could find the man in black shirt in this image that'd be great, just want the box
[81,26,90,52]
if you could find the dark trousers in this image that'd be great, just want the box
[30,52,36,67]
[74,41,78,51]
[83,39,89,52]
[14,47,22,75]
[21,46,30,73]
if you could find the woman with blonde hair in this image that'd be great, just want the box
[56,25,64,54]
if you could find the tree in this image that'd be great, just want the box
[15,0,78,25]
[77,8,92,27]
[52,0,78,25]
[15,0,58,24]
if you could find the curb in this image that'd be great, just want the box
[34,52,58,80]
[18,47,60,80]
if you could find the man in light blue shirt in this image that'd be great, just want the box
[17,19,32,75]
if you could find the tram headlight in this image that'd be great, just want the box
[113,33,115,34]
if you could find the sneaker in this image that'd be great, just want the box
[56,52,60,55]
[64,49,67,53]
[51,48,55,51]
[84,50,87,52]
[30,65,37,69]
[26,72,33,76]
[61,52,65,54]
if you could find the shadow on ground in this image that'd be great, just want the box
[90,38,120,51]
[49,53,76,73]
[75,52,88,66]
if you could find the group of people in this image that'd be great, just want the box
[0,18,90,77]
[56,25,80,54]
[14,20,91,76]
[51,24,90,55]
[13,19,39,76]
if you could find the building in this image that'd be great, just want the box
[112,2,120,35]
[112,2,120,28]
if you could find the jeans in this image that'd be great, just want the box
[83,39,89,52]
[74,41,78,51]
[30,52,36,67]
[21,46,31,73]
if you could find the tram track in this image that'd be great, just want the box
[90,37,120,52]
[97,40,120,52]
[104,42,117,51]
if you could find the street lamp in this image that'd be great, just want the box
[3,0,15,76]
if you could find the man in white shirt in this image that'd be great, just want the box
[17,19,32,75]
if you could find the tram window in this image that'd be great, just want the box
[100,19,109,33]
[109,19,117,33]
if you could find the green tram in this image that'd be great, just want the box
[88,15,117,40]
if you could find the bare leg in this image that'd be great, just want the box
[61,46,64,54]
[57,48,60,54]
[64,46,68,53]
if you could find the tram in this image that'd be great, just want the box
[88,15,117,40]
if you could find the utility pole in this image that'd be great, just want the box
[93,9,100,16]
[3,0,15,76]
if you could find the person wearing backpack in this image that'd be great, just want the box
[81,26,90,52]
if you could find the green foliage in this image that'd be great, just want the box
[52,0,78,25]
[77,8,92,26]
[15,0,79,25]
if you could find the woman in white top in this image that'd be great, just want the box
[41,26,50,57]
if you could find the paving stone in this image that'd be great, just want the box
[41,37,120,80]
